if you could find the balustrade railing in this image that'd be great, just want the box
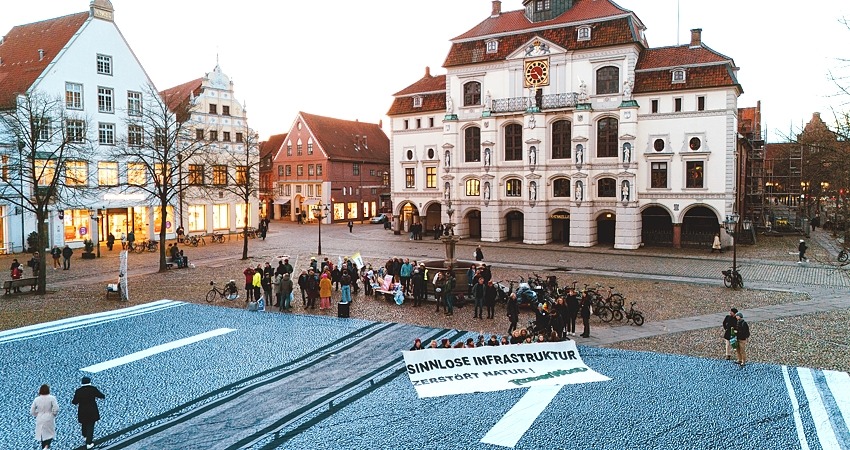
[490,92,578,113]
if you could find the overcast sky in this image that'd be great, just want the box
[3,0,849,142]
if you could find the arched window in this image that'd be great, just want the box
[553,178,571,197]
[551,120,571,159]
[464,81,481,106]
[504,123,523,161]
[505,179,522,197]
[596,66,619,95]
[598,177,616,197]
[464,127,481,162]
[596,117,618,158]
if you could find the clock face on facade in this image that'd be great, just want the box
[524,59,550,87]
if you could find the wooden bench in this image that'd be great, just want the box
[4,278,37,295]
[165,257,175,269]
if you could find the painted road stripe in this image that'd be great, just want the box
[798,367,842,450]
[0,300,182,343]
[480,385,562,448]
[825,370,850,430]
[81,328,236,373]
[783,366,811,450]
[817,370,850,449]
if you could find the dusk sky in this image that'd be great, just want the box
[3,0,849,142]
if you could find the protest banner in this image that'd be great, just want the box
[402,340,609,398]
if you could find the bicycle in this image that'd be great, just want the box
[838,248,848,264]
[615,301,645,326]
[206,280,239,303]
[210,232,226,243]
[721,267,743,289]
[593,282,625,309]
[186,234,206,247]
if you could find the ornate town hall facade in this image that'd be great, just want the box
[388,0,742,248]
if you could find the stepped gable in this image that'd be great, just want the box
[0,12,89,109]
[388,67,446,116]
[300,112,389,163]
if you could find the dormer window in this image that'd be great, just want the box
[672,68,686,83]
[413,96,423,108]
[535,0,550,11]
[486,39,499,54]
[577,26,591,41]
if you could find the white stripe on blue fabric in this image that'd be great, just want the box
[480,385,562,448]
[783,365,811,450]
[799,367,842,450]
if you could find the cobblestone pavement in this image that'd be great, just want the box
[2,222,848,352]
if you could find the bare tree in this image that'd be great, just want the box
[107,84,207,272]
[192,123,260,260]
[0,91,92,293]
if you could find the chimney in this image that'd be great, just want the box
[425,66,431,78]
[491,0,502,17]
[689,28,702,48]
[379,119,383,128]
[38,49,45,61]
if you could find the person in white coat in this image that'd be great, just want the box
[30,384,59,449]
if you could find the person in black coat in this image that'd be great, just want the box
[61,245,73,270]
[72,376,105,449]
[506,293,519,334]
[579,291,592,338]
[484,280,498,319]
[734,312,750,366]
[565,288,580,337]
[411,268,426,307]
[106,232,115,251]
[722,307,739,360]
[297,270,309,307]
[475,245,484,261]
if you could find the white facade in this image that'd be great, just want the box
[389,4,740,249]
[0,1,173,251]
[174,65,259,235]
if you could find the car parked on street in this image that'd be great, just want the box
[370,213,389,224]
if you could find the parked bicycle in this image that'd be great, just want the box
[613,301,645,326]
[134,239,158,253]
[591,283,625,309]
[206,280,239,303]
[186,234,206,247]
[722,267,743,289]
[210,232,226,243]
[838,248,849,264]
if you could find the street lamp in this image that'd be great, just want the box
[724,212,740,287]
[90,209,101,258]
[312,201,330,255]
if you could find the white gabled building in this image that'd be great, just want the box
[0,0,170,251]
[388,0,742,249]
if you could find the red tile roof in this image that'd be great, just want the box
[393,69,446,96]
[159,78,203,115]
[261,133,287,160]
[300,112,390,163]
[444,17,638,67]
[0,12,89,109]
[634,65,740,94]
[452,0,630,41]
[387,92,445,116]
[635,44,733,70]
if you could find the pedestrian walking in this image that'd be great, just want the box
[30,384,59,449]
[711,233,722,253]
[475,245,484,261]
[798,239,808,263]
[120,231,127,249]
[722,308,738,360]
[734,312,750,367]
[50,245,61,270]
[72,376,105,449]
[106,232,115,251]
[62,245,73,270]
[347,220,353,233]
[126,230,135,251]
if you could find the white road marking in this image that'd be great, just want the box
[798,367,841,450]
[0,300,183,344]
[824,370,850,430]
[81,328,236,373]
[782,365,810,450]
[480,385,562,448]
